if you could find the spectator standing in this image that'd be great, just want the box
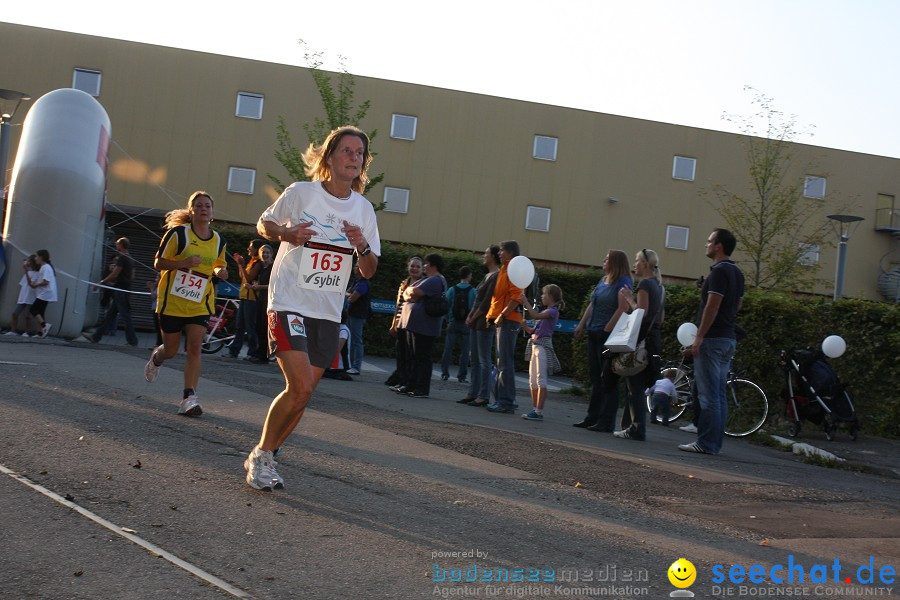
[227,239,264,359]
[385,255,424,387]
[5,255,39,336]
[679,229,744,455]
[345,264,371,375]
[460,245,500,406]
[610,249,664,441]
[27,249,58,338]
[519,284,563,420]
[85,237,138,346]
[397,253,447,398]
[249,244,275,363]
[440,265,475,383]
[485,240,524,414]
[572,250,633,432]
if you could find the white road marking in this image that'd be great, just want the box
[0,463,251,599]
[0,361,39,365]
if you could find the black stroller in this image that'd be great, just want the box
[779,348,859,441]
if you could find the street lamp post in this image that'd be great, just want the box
[827,214,865,301]
[1,89,32,209]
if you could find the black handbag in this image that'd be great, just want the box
[423,292,449,317]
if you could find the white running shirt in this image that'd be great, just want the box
[34,264,58,302]
[259,182,381,323]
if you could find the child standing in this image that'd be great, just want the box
[28,249,58,338]
[5,255,39,336]
[647,370,678,426]
[519,285,563,421]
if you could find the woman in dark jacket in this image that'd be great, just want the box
[385,255,424,386]
[395,253,446,398]
[250,244,274,363]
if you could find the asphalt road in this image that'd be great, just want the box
[1,336,897,600]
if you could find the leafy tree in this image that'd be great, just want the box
[268,46,384,201]
[706,87,843,291]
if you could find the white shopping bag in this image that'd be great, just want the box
[604,308,644,352]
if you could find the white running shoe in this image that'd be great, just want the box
[3,331,19,336]
[40,323,51,338]
[144,345,163,382]
[177,394,203,417]
[245,447,284,491]
[679,423,698,433]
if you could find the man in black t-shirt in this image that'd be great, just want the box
[85,237,139,346]
[679,228,744,455]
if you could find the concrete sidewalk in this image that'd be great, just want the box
[4,331,898,479]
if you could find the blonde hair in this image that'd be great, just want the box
[302,126,372,194]
[636,248,662,284]
[543,284,565,311]
[164,191,213,229]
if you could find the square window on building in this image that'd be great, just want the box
[672,156,696,181]
[236,92,264,119]
[525,206,551,232]
[227,167,256,194]
[665,225,689,250]
[72,68,102,97]
[533,136,558,161]
[798,243,820,266]
[875,194,898,231]
[390,115,417,140]
[383,187,410,213]
[803,176,826,199]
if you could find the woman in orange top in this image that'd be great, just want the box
[484,240,524,414]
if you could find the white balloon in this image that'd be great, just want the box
[822,335,846,358]
[507,255,535,289]
[677,322,698,347]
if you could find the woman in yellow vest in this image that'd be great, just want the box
[144,191,228,417]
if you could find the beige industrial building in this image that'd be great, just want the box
[2,21,898,301]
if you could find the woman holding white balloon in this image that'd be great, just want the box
[573,250,633,431]
[485,241,532,414]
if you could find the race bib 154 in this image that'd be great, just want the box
[170,269,209,303]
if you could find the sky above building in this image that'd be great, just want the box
[6,0,899,158]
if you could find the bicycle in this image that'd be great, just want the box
[200,298,239,354]
[645,357,769,437]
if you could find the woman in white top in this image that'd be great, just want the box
[6,255,40,335]
[27,249,58,338]
[245,126,382,492]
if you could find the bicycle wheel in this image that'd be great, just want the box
[724,378,768,437]
[201,332,229,354]
[646,365,692,424]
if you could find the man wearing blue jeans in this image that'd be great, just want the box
[680,228,744,455]
[486,240,524,414]
[345,265,371,375]
[441,266,475,382]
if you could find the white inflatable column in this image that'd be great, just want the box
[1,88,110,337]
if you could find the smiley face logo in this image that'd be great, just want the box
[668,558,696,588]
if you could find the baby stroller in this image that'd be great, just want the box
[779,348,859,441]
